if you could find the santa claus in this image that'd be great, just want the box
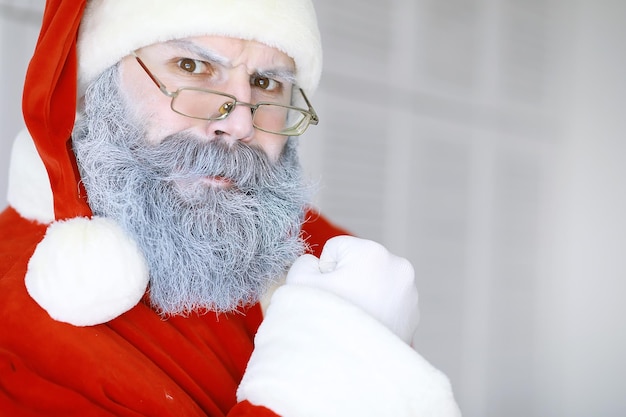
[0,1,461,416]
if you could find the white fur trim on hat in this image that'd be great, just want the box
[7,129,55,224]
[25,216,149,326]
[238,285,462,417]
[78,0,322,95]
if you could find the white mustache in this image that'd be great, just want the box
[138,134,279,191]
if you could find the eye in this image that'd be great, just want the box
[177,58,208,74]
[252,76,280,91]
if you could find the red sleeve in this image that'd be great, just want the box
[300,209,351,258]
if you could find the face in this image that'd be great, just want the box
[71,39,311,315]
[119,36,296,162]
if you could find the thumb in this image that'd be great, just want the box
[286,253,322,285]
[317,235,357,270]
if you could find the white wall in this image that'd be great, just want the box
[0,1,42,208]
[1,1,625,416]
[308,1,561,414]
[535,1,626,415]
[305,1,626,416]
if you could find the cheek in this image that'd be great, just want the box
[254,133,290,162]
[119,59,189,144]
[124,90,195,145]
[142,110,192,145]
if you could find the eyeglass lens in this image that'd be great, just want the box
[171,89,309,134]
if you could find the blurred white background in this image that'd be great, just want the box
[2,1,625,416]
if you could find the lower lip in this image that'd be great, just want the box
[200,176,234,188]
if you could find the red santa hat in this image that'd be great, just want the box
[19,0,322,326]
[25,0,322,223]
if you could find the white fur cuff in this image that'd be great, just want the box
[238,285,461,417]
[25,216,149,326]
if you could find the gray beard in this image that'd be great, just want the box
[72,65,311,315]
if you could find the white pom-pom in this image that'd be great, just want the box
[25,216,149,326]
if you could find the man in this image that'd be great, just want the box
[0,1,461,416]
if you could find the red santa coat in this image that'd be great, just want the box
[0,128,347,415]
[0,202,342,416]
[0,131,461,416]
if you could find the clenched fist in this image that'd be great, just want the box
[287,236,419,344]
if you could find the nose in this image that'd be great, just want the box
[206,80,255,143]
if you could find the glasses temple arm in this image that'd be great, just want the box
[299,88,319,125]
[132,52,176,97]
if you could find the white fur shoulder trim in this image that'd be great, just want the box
[25,216,149,326]
[7,129,55,224]
[238,285,461,417]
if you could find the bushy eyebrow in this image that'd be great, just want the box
[165,39,230,66]
[165,39,297,84]
[254,68,297,84]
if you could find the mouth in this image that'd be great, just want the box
[199,175,234,189]
[171,174,236,192]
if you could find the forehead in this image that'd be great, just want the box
[140,35,296,74]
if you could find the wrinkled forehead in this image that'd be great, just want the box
[138,37,297,81]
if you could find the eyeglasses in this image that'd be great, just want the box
[132,52,319,136]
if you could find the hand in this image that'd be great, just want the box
[286,236,419,344]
